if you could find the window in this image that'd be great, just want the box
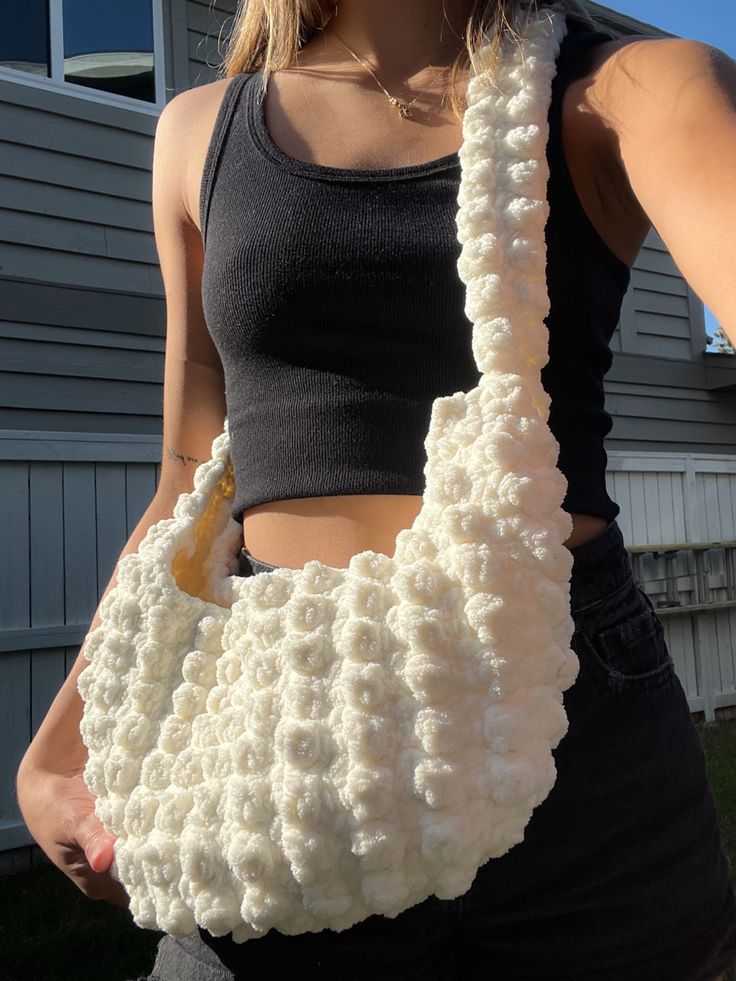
[1,3,50,78]
[0,0,164,108]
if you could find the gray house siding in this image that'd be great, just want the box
[0,0,237,858]
[1,281,164,435]
[0,0,236,440]
[588,2,736,451]
[607,228,736,454]
[1,0,735,861]
[186,0,237,87]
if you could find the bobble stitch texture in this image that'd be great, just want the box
[78,7,579,940]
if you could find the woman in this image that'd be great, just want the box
[16,0,736,978]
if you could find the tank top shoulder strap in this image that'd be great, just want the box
[200,71,253,246]
[547,16,628,279]
[555,16,616,77]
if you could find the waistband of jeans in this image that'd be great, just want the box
[238,547,280,577]
[239,518,632,609]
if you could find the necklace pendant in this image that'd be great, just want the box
[388,95,411,118]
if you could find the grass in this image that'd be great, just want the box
[1,720,735,981]
[701,720,736,882]
[699,719,736,981]
[0,858,162,981]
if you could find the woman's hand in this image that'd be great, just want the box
[17,762,131,910]
[13,484,194,915]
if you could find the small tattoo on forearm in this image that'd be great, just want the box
[166,446,200,465]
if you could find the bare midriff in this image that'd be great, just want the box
[193,36,651,573]
[241,498,609,569]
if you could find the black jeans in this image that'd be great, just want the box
[142,519,736,980]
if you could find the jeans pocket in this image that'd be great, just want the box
[572,581,676,695]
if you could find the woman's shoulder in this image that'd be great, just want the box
[560,26,731,264]
[567,28,713,173]
[568,21,713,117]
[558,30,658,266]
[161,71,257,150]
[163,72,256,142]
[159,73,255,231]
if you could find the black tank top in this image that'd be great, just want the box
[200,16,628,525]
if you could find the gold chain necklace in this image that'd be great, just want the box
[329,27,445,119]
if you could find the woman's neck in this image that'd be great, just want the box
[315,0,481,81]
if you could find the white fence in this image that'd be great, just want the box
[606,451,736,720]
[2,441,735,855]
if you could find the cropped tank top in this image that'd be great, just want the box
[199,16,629,526]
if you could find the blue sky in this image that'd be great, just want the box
[607,0,736,56]
[605,2,734,343]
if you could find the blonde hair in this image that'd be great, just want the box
[217,0,610,118]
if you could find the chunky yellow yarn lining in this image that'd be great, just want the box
[77,5,577,942]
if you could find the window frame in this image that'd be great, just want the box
[0,0,167,115]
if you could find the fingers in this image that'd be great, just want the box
[48,836,131,909]
[87,834,116,874]
[76,811,118,873]
[78,829,131,909]
[20,767,133,912]
[75,825,131,908]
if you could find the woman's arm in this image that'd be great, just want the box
[585,37,736,340]
[16,85,228,900]
[18,86,227,777]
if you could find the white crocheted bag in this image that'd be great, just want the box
[77,4,578,943]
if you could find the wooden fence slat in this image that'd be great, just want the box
[656,470,677,545]
[715,609,736,695]
[95,463,128,598]
[30,648,67,741]
[0,430,162,462]
[65,644,81,678]
[0,651,30,826]
[628,471,648,544]
[716,473,736,539]
[29,461,64,628]
[62,462,98,623]
[0,462,30,631]
[643,471,660,541]
[125,462,157,537]
[0,623,89,653]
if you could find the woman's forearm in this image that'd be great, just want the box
[18,487,184,779]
